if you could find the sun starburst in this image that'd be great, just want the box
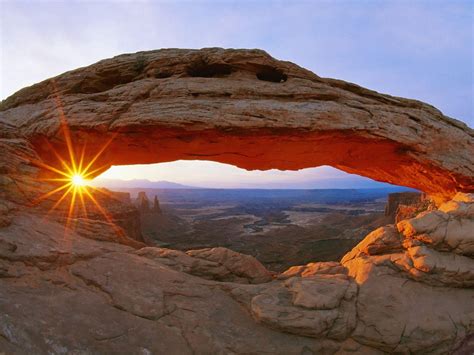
[31,85,123,236]
[71,174,86,187]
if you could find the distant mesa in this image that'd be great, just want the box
[385,192,422,216]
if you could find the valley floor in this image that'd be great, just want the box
[134,189,393,270]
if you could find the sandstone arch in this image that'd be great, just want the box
[1,49,474,354]
[1,48,473,200]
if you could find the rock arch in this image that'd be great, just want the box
[1,48,474,354]
[1,48,473,202]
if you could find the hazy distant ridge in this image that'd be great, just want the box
[91,179,201,189]
[91,177,405,190]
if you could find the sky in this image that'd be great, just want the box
[1,0,472,188]
[95,161,397,189]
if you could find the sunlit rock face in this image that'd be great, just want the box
[0,49,473,353]
[1,48,473,201]
[384,191,425,220]
[339,193,474,353]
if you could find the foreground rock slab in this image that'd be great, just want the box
[0,214,341,354]
[0,192,472,353]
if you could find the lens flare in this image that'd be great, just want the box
[71,174,86,187]
[31,83,124,237]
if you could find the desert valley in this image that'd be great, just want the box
[113,187,418,271]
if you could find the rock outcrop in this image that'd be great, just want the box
[385,191,421,216]
[1,48,473,201]
[135,191,150,213]
[87,188,144,243]
[0,48,473,353]
[136,246,273,284]
[384,191,434,223]
[339,193,474,353]
[251,274,357,340]
[152,195,162,214]
[135,192,162,215]
[1,192,473,353]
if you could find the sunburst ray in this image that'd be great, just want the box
[31,87,124,239]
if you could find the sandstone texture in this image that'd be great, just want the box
[385,192,423,217]
[0,48,473,353]
[136,246,273,284]
[0,193,472,353]
[340,193,474,353]
[1,48,473,200]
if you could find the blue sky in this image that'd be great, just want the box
[1,0,472,188]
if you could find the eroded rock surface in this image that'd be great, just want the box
[136,246,272,284]
[251,274,357,340]
[0,213,342,354]
[0,193,473,354]
[340,193,474,353]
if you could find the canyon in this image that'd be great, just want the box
[127,188,401,271]
[0,48,473,354]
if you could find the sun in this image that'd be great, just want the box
[30,85,122,236]
[71,174,86,187]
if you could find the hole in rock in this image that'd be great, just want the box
[154,71,173,79]
[187,59,233,78]
[86,160,420,272]
[256,66,288,83]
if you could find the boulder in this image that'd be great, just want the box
[186,247,273,284]
[341,225,403,263]
[251,274,357,340]
[136,246,272,284]
[279,261,347,279]
[398,210,474,256]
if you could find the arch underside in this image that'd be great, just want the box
[30,126,467,201]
